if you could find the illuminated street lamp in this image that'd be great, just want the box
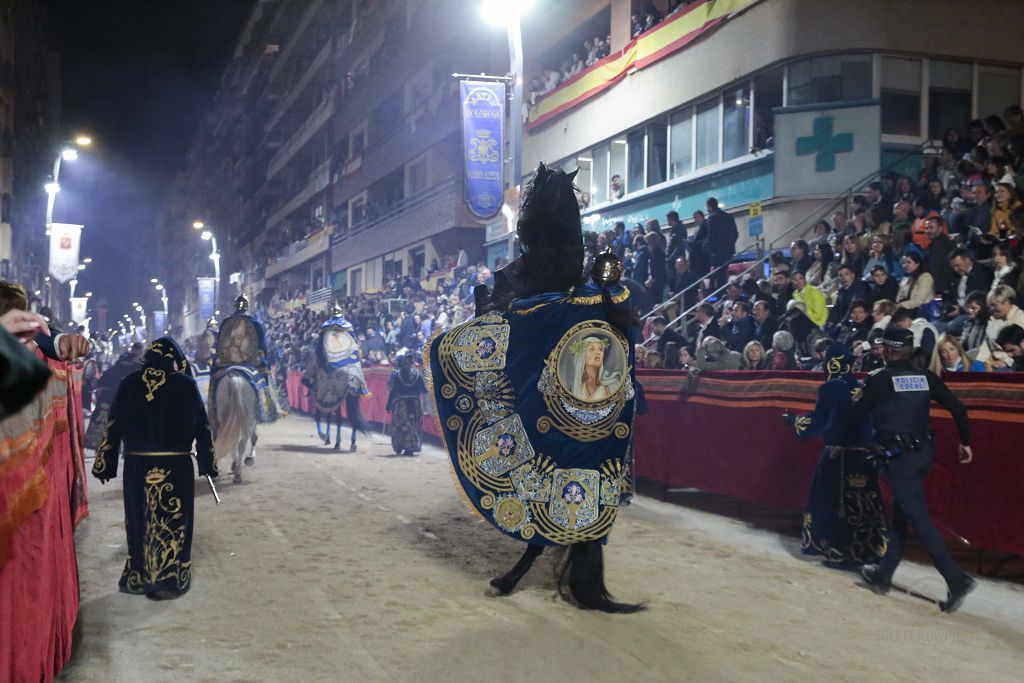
[45,133,93,231]
[480,0,533,187]
[193,220,221,318]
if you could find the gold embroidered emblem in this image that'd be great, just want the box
[142,368,167,401]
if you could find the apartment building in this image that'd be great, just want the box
[0,0,59,290]
[518,0,1024,256]
[162,0,495,336]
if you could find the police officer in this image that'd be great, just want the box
[856,326,976,613]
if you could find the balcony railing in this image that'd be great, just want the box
[266,158,332,229]
[267,95,335,179]
[265,35,334,133]
[266,0,323,85]
[335,176,458,243]
[265,227,332,279]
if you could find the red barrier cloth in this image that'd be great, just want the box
[285,367,439,438]
[634,369,1024,555]
[0,360,83,680]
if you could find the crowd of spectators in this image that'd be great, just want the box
[527,1,695,105]
[229,259,499,385]
[642,104,1024,375]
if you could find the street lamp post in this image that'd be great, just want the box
[45,136,92,232]
[194,221,222,319]
[480,0,532,262]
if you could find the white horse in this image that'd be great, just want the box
[213,371,259,483]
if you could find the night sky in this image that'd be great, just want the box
[43,0,255,327]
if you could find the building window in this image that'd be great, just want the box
[723,85,750,161]
[669,108,693,179]
[929,60,972,140]
[647,123,667,186]
[349,268,363,295]
[880,56,921,137]
[787,54,872,106]
[978,65,1021,121]
[695,97,720,169]
[590,142,609,205]
[573,154,592,209]
[626,129,645,194]
[349,120,368,158]
[752,67,783,150]
[609,138,626,200]
[406,155,428,196]
[1,193,10,223]
[349,193,367,227]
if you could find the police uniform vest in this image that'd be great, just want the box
[870,367,932,440]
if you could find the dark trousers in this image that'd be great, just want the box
[878,446,963,587]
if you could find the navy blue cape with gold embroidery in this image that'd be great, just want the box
[426,282,635,546]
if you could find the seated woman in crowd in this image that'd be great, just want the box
[979,285,1024,368]
[958,290,991,359]
[806,242,838,293]
[866,265,899,308]
[896,250,936,315]
[741,340,770,370]
[937,334,984,373]
[840,234,868,278]
[990,182,1024,242]
[989,243,1020,298]
[769,330,797,370]
[862,234,898,281]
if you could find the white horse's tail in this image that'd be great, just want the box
[214,373,258,466]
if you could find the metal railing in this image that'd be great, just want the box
[640,140,931,346]
[333,176,458,243]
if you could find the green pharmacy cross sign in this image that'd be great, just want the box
[796,116,854,172]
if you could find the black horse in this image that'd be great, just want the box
[478,163,642,614]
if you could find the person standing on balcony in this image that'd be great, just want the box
[705,197,738,290]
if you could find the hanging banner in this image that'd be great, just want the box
[153,310,167,335]
[69,297,88,324]
[461,80,505,219]
[197,277,216,321]
[48,223,84,283]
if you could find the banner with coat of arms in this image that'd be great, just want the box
[460,80,505,219]
[48,223,84,283]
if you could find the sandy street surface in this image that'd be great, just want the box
[61,415,1024,682]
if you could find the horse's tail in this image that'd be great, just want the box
[214,374,258,462]
[345,392,371,436]
[556,541,645,614]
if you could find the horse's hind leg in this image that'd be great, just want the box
[490,544,544,595]
[245,430,256,467]
[350,418,357,452]
[233,436,244,483]
[333,409,342,450]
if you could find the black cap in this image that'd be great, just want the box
[882,326,914,349]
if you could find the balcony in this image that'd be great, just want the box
[266,158,331,229]
[330,176,476,272]
[332,4,463,135]
[267,95,335,180]
[266,0,323,85]
[265,35,334,133]
[334,98,458,205]
[265,227,332,279]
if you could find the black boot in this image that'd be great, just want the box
[942,575,977,614]
[860,564,891,595]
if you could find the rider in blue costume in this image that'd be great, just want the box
[210,294,281,427]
